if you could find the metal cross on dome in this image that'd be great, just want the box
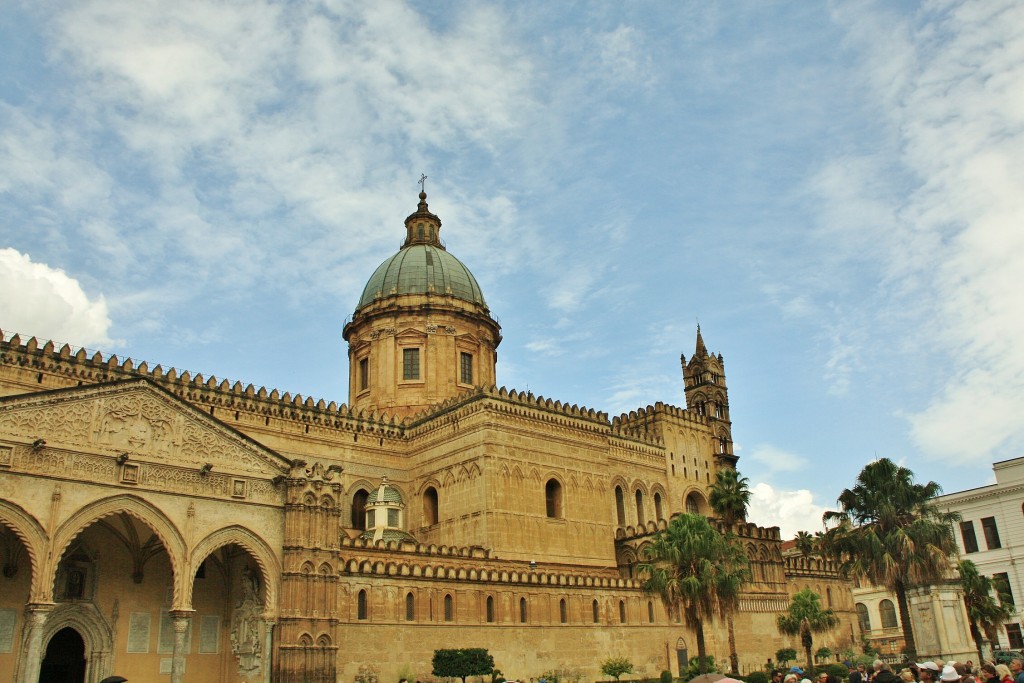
[418,174,428,192]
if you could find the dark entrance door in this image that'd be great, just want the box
[38,627,86,683]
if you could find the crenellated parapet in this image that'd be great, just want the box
[0,329,402,437]
[404,384,612,440]
[337,536,635,588]
[784,554,845,578]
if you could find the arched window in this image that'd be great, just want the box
[686,494,699,515]
[654,492,664,521]
[357,589,368,620]
[826,587,833,608]
[856,602,871,632]
[560,599,568,624]
[879,599,897,629]
[648,601,655,623]
[615,486,626,526]
[423,486,439,526]
[406,592,415,621]
[593,599,600,623]
[520,597,527,623]
[619,600,626,623]
[635,490,645,524]
[486,596,495,623]
[546,479,563,518]
[352,489,369,529]
[444,594,453,622]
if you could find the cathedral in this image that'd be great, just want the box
[0,191,858,683]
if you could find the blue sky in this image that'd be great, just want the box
[2,1,1022,537]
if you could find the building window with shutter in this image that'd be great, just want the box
[359,357,369,390]
[960,521,979,553]
[982,516,1002,549]
[403,348,420,380]
[460,352,473,384]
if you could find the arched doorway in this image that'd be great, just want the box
[39,627,86,683]
[676,637,689,675]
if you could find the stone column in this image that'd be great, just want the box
[169,609,194,683]
[20,603,54,683]
[262,619,276,683]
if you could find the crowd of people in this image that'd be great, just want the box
[770,658,1024,683]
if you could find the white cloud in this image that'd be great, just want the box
[747,482,828,540]
[0,249,114,347]
[746,444,809,474]
[809,1,1024,465]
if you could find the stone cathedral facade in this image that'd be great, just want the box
[0,192,858,683]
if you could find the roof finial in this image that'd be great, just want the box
[418,173,428,195]
[695,322,707,357]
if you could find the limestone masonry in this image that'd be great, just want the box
[0,192,857,683]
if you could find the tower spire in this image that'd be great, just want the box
[695,323,707,358]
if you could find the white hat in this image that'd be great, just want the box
[940,666,960,682]
[919,663,940,673]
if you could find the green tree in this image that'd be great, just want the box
[776,588,839,671]
[775,648,797,666]
[959,559,1013,663]
[794,531,816,558]
[815,646,833,663]
[638,513,750,674]
[600,657,634,681]
[709,468,752,528]
[432,648,495,683]
[821,458,960,662]
[709,468,753,675]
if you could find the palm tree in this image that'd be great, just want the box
[709,467,753,674]
[776,588,839,671]
[794,531,815,558]
[821,458,960,662]
[638,513,750,674]
[959,559,1012,663]
[709,468,752,529]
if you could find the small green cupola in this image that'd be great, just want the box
[359,476,417,544]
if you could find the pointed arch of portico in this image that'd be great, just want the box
[32,602,115,683]
[50,495,186,606]
[0,499,48,602]
[188,525,281,616]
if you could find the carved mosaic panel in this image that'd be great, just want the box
[0,385,285,475]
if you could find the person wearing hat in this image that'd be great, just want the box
[919,661,941,683]
[942,666,964,683]
[791,667,806,677]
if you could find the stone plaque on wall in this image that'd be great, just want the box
[127,612,151,653]
[199,615,220,654]
[160,658,173,674]
[0,608,16,652]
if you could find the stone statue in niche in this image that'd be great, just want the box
[230,566,262,675]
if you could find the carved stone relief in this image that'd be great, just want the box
[230,567,263,676]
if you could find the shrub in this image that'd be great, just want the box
[747,672,770,683]
[661,671,673,683]
[601,657,635,681]
[822,665,848,680]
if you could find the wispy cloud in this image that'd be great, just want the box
[746,444,809,475]
[805,1,1024,464]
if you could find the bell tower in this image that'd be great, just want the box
[682,325,737,467]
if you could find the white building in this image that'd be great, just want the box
[936,457,1024,652]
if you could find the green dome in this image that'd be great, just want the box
[357,244,486,309]
[359,528,418,543]
[367,481,405,505]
